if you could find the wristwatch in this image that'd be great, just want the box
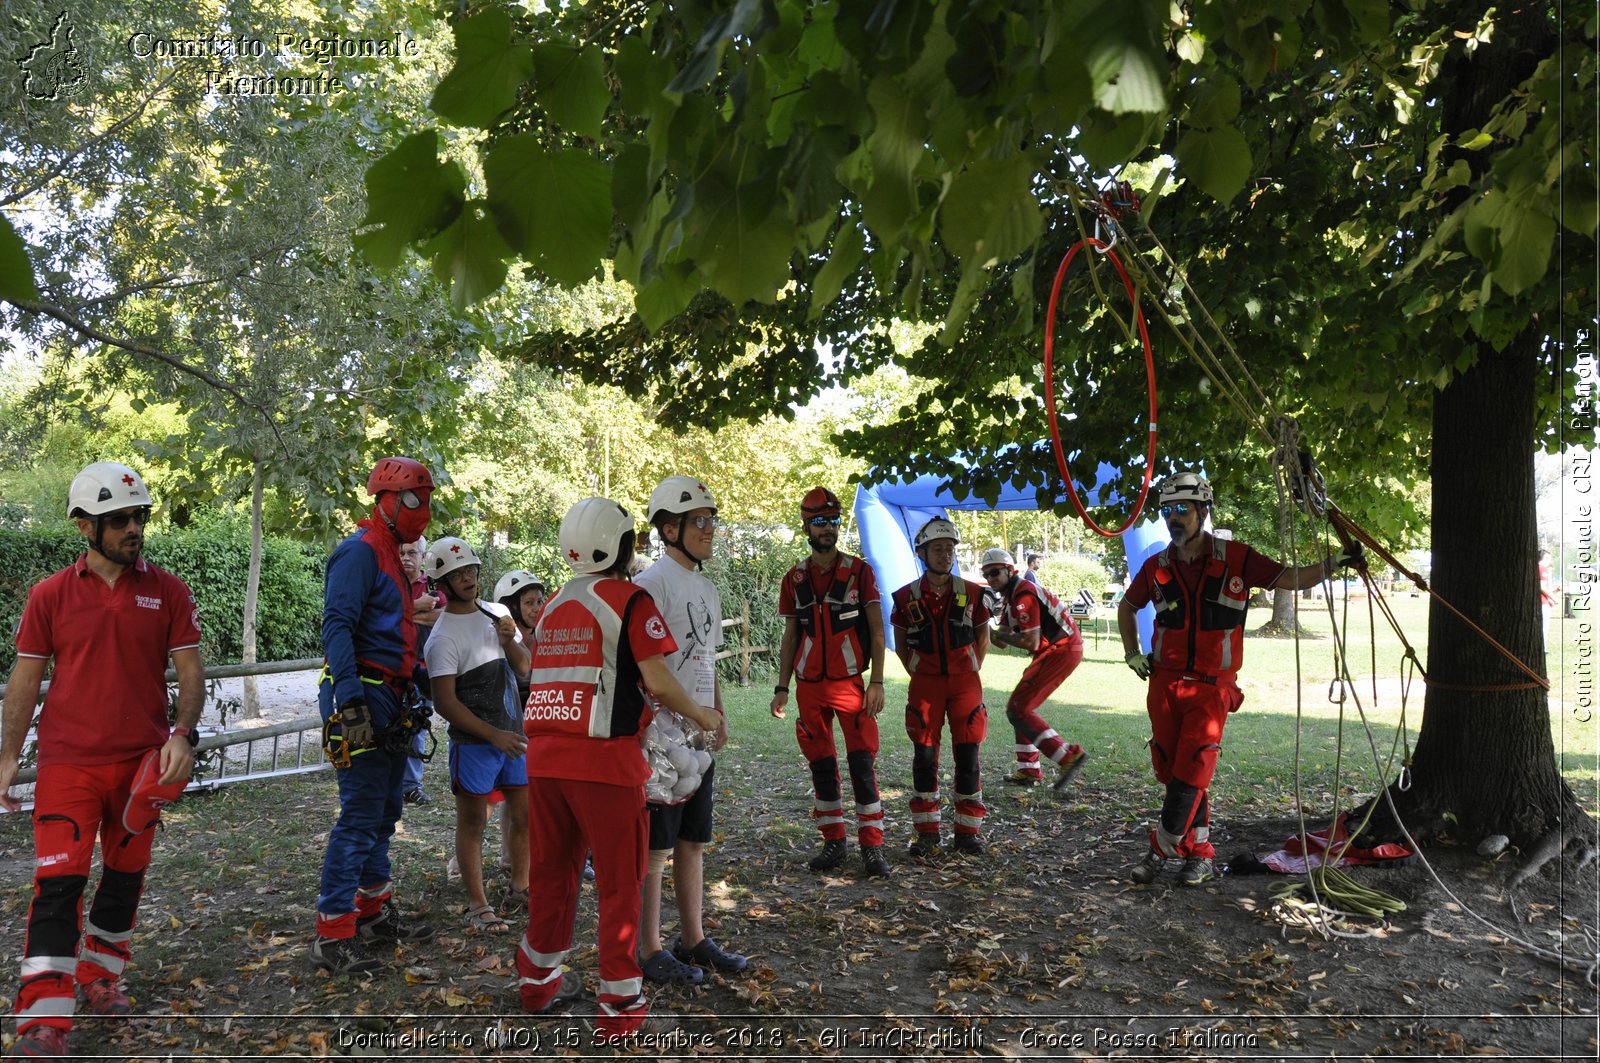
[172,726,200,748]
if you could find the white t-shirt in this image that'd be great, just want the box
[633,556,722,706]
[422,601,520,739]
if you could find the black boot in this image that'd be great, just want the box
[861,845,892,878]
[807,838,849,871]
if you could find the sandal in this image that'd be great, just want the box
[463,904,510,934]
[499,887,529,913]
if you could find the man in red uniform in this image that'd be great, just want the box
[890,518,991,858]
[769,487,891,878]
[983,548,1089,789]
[1119,472,1361,886]
[516,497,722,1041]
[0,462,203,1060]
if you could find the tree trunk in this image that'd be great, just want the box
[1253,587,1304,637]
[1359,6,1585,852]
[240,460,264,721]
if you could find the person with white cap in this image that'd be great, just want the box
[1118,471,1362,886]
[0,463,203,1059]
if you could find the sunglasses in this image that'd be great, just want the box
[982,567,1008,579]
[398,489,428,510]
[102,507,152,530]
[1159,503,1193,518]
[684,514,718,530]
[807,516,841,528]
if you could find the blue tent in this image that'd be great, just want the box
[852,464,1167,651]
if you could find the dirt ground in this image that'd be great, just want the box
[0,675,1595,1061]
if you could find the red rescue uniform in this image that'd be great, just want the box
[12,555,201,1038]
[517,575,673,1038]
[778,554,884,847]
[891,577,990,840]
[1124,535,1285,857]
[996,577,1085,779]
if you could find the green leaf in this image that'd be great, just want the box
[531,43,610,140]
[420,205,513,309]
[685,177,794,305]
[634,260,699,330]
[1467,190,1556,295]
[484,138,612,287]
[808,221,865,320]
[355,131,466,269]
[1176,125,1252,203]
[940,155,1043,266]
[0,213,38,302]
[1185,75,1241,130]
[429,10,534,129]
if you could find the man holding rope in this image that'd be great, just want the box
[1119,471,1361,886]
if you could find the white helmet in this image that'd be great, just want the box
[493,569,543,603]
[425,536,481,581]
[914,517,960,550]
[1158,471,1213,506]
[560,497,635,574]
[648,475,717,524]
[68,462,153,518]
[981,548,1015,569]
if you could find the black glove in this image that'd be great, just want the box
[1329,542,1365,571]
[338,697,374,749]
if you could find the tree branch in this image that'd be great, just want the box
[5,298,290,457]
[0,72,181,209]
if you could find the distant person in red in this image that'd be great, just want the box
[890,518,991,858]
[516,498,721,1041]
[982,548,1088,789]
[1119,471,1361,887]
[769,488,891,879]
[0,462,203,1060]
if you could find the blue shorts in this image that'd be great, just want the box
[449,739,528,797]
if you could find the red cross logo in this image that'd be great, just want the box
[568,549,580,561]
[121,474,135,486]
[697,482,707,493]
[450,543,461,554]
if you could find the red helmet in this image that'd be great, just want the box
[367,457,433,496]
[799,487,841,518]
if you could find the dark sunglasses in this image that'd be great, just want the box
[684,514,718,530]
[808,516,841,528]
[1159,503,1193,518]
[981,567,1008,579]
[102,507,152,530]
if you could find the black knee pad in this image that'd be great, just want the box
[953,742,981,795]
[87,867,146,930]
[1160,780,1204,838]
[845,750,878,804]
[910,744,939,792]
[27,875,89,957]
[808,757,841,802]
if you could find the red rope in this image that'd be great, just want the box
[1042,238,1158,537]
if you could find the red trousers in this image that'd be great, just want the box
[794,677,883,847]
[904,673,987,838]
[1006,635,1084,777]
[18,758,159,1035]
[1144,672,1244,858]
[517,776,649,1037]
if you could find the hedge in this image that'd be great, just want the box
[0,526,325,675]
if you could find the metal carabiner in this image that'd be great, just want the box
[1397,765,1413,792]
[1093,213,1120,253]
[1326,677,1347,705]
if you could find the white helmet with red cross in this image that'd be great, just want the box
[425,536,481,581]
[560,497,635,574]
[68,462,153,518]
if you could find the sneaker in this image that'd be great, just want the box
[1052,747,1088,791]
[861,845,892,878]
[907,833,942,859]
[1003,769,1043,787]
[640,949,704,986]
[1178,857,1215,886]
[310,936,383,975]
[951,834,985,856]
[357,900,435,943]
[403,788,431,806]
[524,970,585,1013]
[80,978,131,1016]
[672,935,748,974]
[807,838,848,871]
[1130,849,1169,885]
[5,1026,67,1059]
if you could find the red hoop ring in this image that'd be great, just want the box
[1042,238,1158,537]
